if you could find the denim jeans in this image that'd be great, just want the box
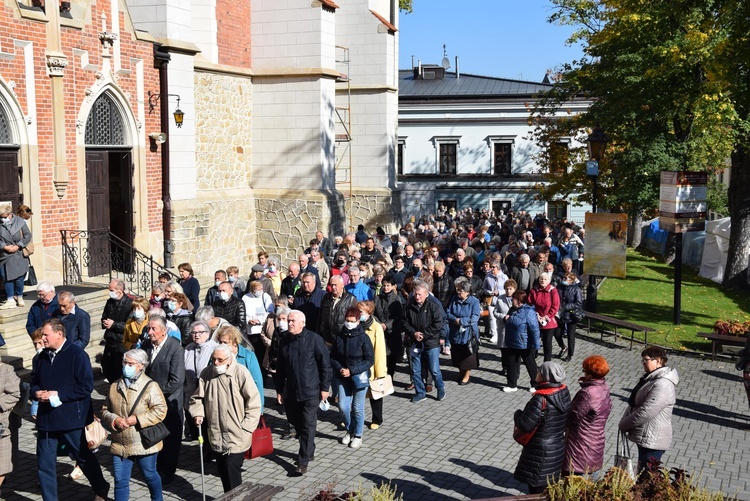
[336,377,367,437]
[410,346,445,397]
[0,265,24,299]
[112,453,163,501]
[37,428,108,500]
[637,445,665,471]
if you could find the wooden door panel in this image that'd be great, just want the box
[86,151,110,277]
[0,150,21,210]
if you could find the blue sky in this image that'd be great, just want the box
[398,0,584,82]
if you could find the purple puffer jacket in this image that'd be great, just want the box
[563,378,612,474]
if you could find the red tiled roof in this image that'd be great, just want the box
[370,9,397,32]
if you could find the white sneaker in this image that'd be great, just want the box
[502,386,518,393]
[340,433,351,445]
[0,301,16,310]
[15,296,25,307]
[349,437,362,449]
[529,387,537,394]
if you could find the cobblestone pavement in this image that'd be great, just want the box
[4,331,749,501]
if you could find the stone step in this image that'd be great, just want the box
[0,275,214,371]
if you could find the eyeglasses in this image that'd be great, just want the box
[191,330,209,336]
[212,357,230,364]
[642,357,655,362]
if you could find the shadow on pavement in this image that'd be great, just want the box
[401,463,514,500]
[361,472,455,501]
[450,457,523,496]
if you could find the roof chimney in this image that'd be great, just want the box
[455,56,460,80]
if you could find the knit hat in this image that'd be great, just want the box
[539,361,566,383]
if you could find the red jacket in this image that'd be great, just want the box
[528,284,560,330]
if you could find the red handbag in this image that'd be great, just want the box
[245,415,273,459]
[513,397,546,446]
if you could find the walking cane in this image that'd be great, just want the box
[198,424,206,501]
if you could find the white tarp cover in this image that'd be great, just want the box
[699,217,731,283]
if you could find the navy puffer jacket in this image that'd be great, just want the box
[513,383,572,488]
[330,324,374,381]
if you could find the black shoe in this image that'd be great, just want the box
[160,473,175,486]
[559,347,568,359]
[294,465,308,475]
[280,429,294,440]
[563,355,572,362]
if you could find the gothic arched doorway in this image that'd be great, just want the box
[0,103,21,210]
[85,92,134,276]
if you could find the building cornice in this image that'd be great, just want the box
[252,67,340,80]
[194,58,253,78]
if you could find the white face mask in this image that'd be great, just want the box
[109,290,120,300]
[36,347,44,354]
[219,291,230,302]
[278,320,288,331]
[214,364,228,375]
[344,321,358,330]
[215,280,223,287]
[133,309,145,321]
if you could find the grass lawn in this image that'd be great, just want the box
[594,249,750,352]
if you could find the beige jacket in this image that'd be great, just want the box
[101,375,168,458]
[188,361,261,454]
[0,362,21,438]
[364,321,388,380]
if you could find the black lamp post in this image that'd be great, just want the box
[585,125,608,312]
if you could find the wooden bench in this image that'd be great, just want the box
[696,332,747,361]
[215,482,284,501]
[584,311,656,350]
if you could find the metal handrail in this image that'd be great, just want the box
[61,229,178,296]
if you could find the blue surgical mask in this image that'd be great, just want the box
[228,275,237,283]
[166,301,177,312]
[215,280,223,287]
[360,314,368,322]
[122,365,137,380]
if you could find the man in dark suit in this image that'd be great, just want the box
[31,319,109,500]
[52,291,91,349]
[141,316,185,484]
[26,281,58,335]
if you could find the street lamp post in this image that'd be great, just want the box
[585,125,608,312]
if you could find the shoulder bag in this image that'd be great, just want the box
[369,375,395,400]
[512,397,546,446]
[352,370,370,390]
[129,380,170,449]
[21,226,33,257]
[615,430,636,480]
[244,415,274,460]
[85,417,109,450]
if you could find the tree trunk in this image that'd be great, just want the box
[628,208,643,248]
[723,147,750,288]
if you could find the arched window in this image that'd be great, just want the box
[0,106,12,145]
[85,93,127,146]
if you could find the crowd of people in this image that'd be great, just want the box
[0,205,691,498]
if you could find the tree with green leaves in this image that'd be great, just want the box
[533,0,749,285]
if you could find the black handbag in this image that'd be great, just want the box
[128,380,170,449]
[25,265,37,286]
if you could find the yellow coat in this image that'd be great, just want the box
[123,316,149,350]
[363,320,387,380]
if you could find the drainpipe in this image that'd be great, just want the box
[154,44,174,268]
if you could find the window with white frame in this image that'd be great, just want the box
[431,136,461,175]
[486,135,516,176]
[397,136,407,175]
[547,200,568,220]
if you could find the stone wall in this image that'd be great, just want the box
[347,188,403,234]
[167,70,257,277]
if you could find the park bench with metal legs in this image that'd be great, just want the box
[584,311,655,350]
[696,332,746,361]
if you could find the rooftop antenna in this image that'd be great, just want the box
[441,44,451,70]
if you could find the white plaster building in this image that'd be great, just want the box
[397,64,592,223]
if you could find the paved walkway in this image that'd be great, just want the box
[3,331,749,501]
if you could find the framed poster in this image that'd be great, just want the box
[584,212,628,278]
